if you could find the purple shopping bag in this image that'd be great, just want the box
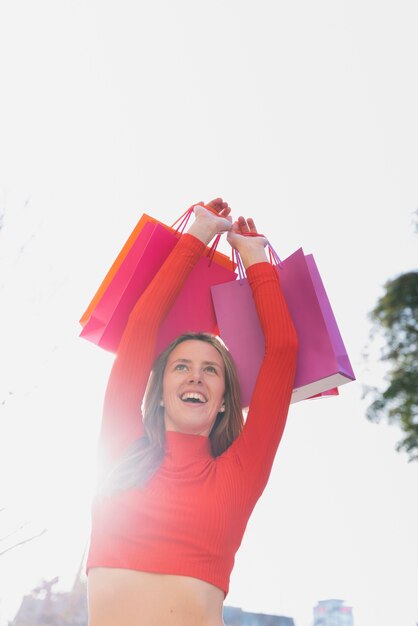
[80,221,237,353]
[211,248,355,407]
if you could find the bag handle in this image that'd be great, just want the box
[171,205,283,273]
[171,202,222,234]
[206,234,221,266]
[232,233,283,284]
[171,203,202,233]
[171,203,232,268]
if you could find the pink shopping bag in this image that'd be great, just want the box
[211,248,355,407]
[80,221,236,353]
[80,221,177,351]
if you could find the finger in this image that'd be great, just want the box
[247,218,258,234]
[237,216,250,233]
[207,197,223,210]
[219,202,229,216]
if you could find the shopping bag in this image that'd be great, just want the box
[211,247,355,407]
[80,221,177,351]
[155,254,236,355]
[80,221,237,353]
[80,205,233,327]
[79,213,163,327]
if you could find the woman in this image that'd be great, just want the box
[86,199,298,626]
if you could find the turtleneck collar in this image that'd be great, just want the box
[164,430,212,464]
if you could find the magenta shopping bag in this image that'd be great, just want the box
[155,255,236,355]
[211,248,355,407]
[80,220,237,353]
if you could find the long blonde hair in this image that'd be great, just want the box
[101,333,243,494]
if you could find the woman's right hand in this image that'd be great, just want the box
[187,197,232,245]
[227,216,269,269]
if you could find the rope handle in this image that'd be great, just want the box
[170,205,282,274]
[171,202,221,234]
[171,202,233,267]
[231,232,283,284]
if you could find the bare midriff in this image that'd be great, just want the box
[87,568,225,626]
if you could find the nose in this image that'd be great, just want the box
[187,369,202,384]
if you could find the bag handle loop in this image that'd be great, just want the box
[171,202,223,234]
[231,233,283,285]
[171,203,203,233]
[171,203,232,267]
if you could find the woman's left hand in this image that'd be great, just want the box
[227,216,269,269]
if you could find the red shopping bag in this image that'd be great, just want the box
[80,220,236,353]
[211,248,355,407]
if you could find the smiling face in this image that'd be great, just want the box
[162,339,226,436]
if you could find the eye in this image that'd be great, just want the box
[204,365,218,374]
[174,363,188,371]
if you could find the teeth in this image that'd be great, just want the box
[181,392,207,403]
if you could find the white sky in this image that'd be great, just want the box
[0,1,417,625]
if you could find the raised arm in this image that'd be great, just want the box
[98,200,232,467]
[226,218,298,492]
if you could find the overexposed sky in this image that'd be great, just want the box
[0,2,417,626]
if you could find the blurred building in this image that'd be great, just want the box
[223,606,294,625]
[10,576,87,626]
[313,599,354,626]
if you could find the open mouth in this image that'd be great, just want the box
[180,392,207,404]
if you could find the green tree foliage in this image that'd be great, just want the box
[367,270,418,461]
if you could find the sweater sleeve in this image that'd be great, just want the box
[227,262,298,494]
[98,233,206,469]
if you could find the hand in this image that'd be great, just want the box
[194,197,232,234]
[187,197,232,245]
[205,197,232,217]
[227,216,269,269]
[227,216,268,248]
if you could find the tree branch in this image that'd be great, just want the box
[0,528,47,557]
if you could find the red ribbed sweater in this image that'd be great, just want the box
[86,233,298,595]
